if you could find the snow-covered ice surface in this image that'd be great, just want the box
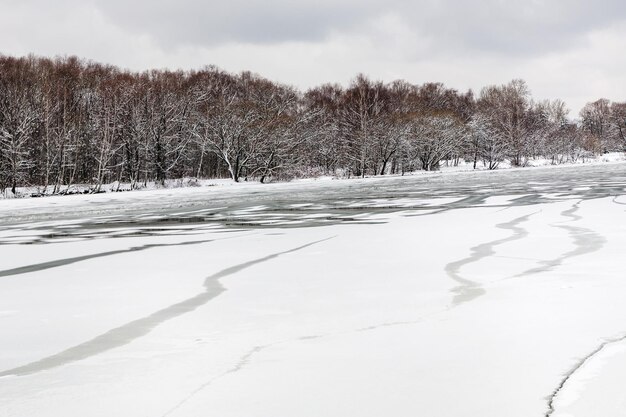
[1,163,626,417]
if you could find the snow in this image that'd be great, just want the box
[1,162,626,417]
[2,152,625,202]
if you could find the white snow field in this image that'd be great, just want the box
[1,163,626,417]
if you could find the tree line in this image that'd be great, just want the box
[1,55,625,195]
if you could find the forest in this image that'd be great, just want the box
[0,54,625,195]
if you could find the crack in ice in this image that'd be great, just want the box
[0,238,218,278]
[160,344,272,417]
[445,211,536,306]
[512,201,605,279]
[0,237,333,377]
[545,333,626,417]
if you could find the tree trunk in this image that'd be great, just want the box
[380,159,388,176]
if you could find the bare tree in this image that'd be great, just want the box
[468,114,507,170]
[407,113,466,171]
[339,75,390,177]
[0,57,39,194]
[479,80,533,166]
[302,84,344,175]
[609,102,626,151]
[374,81,412,175]
[580,99,615,152]
[193,71,297,182]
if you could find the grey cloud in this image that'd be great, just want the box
[8,0,625,58]
[406,0,626,55]
[90,0,626,58]
[92,0,382,46]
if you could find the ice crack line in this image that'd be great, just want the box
[512,201,605,279]
[162,299,484,417]
[545,333,626,417]
[444,211,536,306]
[0,236,334,377]
[612,196,626,206]
[0,238,219,278]
[160,344,271,417]
[162,299,475,417]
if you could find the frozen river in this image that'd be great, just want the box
[1,163,626,417]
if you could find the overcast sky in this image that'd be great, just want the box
[1,0,624,113]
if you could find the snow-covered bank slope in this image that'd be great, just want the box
[3,152,624,201]
[1,165,626,417]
